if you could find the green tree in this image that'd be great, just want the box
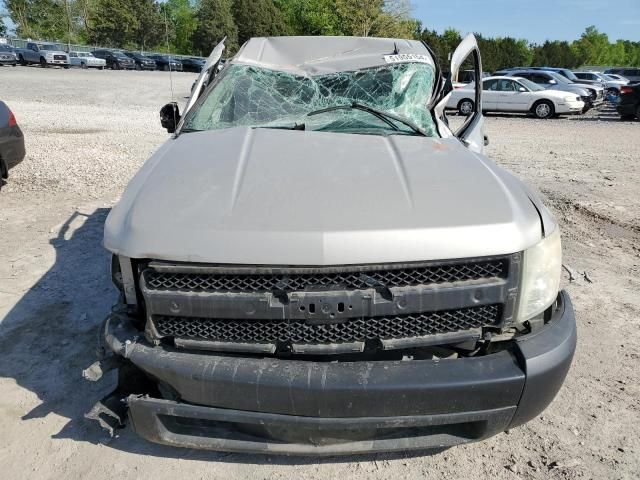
[6,0,66,39]
[131,0,163,50]
[193,0,238,56]
[163,0,197,54]
[573,26,611,65]
[89,0,137,46]
[275,0,342,36]
[532,41,580,68]
[233,0,288,46]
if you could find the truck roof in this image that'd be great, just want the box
[231,36,435,76]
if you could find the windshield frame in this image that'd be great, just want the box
[180,60,440,138]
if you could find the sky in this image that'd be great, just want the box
[414,0,640,43]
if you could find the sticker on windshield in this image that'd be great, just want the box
[384,54,432,64]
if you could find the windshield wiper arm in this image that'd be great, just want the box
[307,102,427,136]
[254,123,306,131]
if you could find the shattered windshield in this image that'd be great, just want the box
[184,63,438,136]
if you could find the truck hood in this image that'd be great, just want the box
[105,128,543,265]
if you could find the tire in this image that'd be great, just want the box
[18,54,26,66]
[533,100,555,119]
[135,64,141,71]
[40,57,48,68]
[81,62,87,70]
[100,66,105,70]
[457,99,474,116]
[636,105,640,120]
[63,65,70,69]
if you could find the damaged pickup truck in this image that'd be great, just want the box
[88,35,576,455]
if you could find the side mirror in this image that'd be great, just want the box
[518,87,526,92]
[160,102,180,134]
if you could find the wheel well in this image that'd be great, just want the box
[531,99,554,112]
[457,98,474,109]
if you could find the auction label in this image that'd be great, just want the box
[384,54,433,64]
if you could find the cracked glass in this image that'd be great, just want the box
[185,62,438,137]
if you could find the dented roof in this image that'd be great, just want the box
[231,36,435,75]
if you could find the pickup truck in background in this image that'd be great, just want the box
[15,42,70,68]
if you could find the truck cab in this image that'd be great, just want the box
[90,35,576,456]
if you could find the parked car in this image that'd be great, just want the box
[147,54,184,71]
[123,52,157,70]
[457,68,490,83]
[498,69,600,111]
[605,73,630,83]
[617,83,640,120]
[92,35,576,455]
[92,50,135,70]
[181,57,205,73]
[15,42,69,68]
[448,76,584,119]
[604,68,640,83]
[573,71,626,94]
[68,51,106,69]
[0,44,18,66]
[0,101,26,191]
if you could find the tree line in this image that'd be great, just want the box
[2,0,639,68]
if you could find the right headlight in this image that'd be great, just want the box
[516,228,562,323]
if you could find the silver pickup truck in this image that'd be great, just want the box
[15,42,69,68]
[89,35,576,456]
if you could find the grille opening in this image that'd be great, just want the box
[158,414,489,444]
[153,305,500,349]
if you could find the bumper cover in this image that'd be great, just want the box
[104,291,576,455]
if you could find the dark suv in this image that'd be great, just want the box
[147,55,184,71]
[617,83,640,120]
[124,52,157,70]
[93,50,135,70]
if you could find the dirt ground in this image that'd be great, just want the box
[0,67,639,480]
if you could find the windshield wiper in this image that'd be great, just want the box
[307,102,428,137]
[254,123,306,131]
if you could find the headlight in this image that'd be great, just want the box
[45,52,55,59]
[516,228,562,322]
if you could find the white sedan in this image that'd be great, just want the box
[69,51,106,69]
[447,76,585,119]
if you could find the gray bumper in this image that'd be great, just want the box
[104,291,576,455]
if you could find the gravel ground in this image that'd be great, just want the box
[1,67,639,479]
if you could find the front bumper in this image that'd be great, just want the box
[556,101,585,114]
[103,291,576,455]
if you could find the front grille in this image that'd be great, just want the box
[153,305,500,345]
[144,259,508,294]
[54,55,66,60]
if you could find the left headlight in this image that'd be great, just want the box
[516,228,562,323]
